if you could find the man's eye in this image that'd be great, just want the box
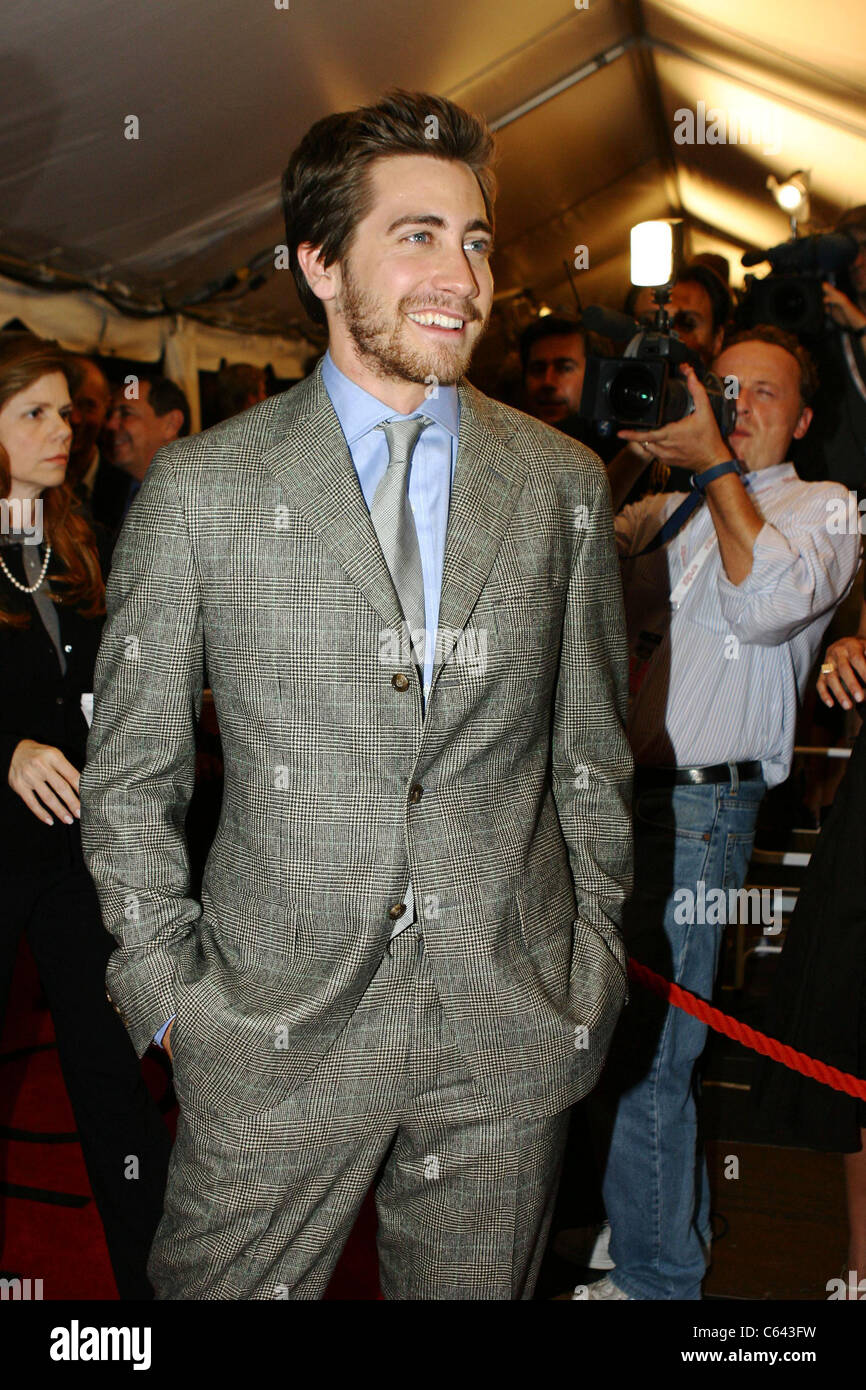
[404,231,431,244]
[465,240,491,255]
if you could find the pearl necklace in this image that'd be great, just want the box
[0,544,53,594]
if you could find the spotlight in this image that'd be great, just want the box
[629,220,684,325]
[630,221,676,288]
[766,172,810,231]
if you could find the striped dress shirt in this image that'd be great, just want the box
[615,462,862,787]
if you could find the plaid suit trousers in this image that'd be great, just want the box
[148,925,570,1300]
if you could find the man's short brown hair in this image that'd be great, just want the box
[518,316,612,375]
[281,89,497,327]
[722,324,819,408]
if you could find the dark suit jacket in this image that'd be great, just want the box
[752,718,866,1151]
[0,544,104,864]
[88,453,135,538]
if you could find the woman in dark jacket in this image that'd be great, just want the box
[753,597,866,1293]
[0,333,170,1299]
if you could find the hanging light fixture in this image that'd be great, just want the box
[766,172,811,234]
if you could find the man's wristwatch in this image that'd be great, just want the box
[691,456,744,493]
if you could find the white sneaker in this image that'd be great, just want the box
[554,1220,615,1270]
[572,1274,631,1301]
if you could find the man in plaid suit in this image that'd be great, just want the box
[79,89,633,1300]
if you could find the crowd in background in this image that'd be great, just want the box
[2,198,866,1300]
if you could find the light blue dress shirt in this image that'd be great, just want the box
[154,352,458,1047]
[319,349,459,703]
[321,349,458,937]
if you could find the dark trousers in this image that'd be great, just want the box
[1,832,172,1299]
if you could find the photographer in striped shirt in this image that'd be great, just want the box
[576,325,861,1302]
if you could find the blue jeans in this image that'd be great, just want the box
[590,768,765,1300]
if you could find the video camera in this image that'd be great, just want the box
[736,232,858,336]
[578,300,737,440]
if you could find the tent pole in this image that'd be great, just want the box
[489,38,639,131]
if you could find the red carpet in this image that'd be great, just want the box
[0,939,381,1299]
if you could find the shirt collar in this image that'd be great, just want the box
[320,348,459,447]
[739,461,798,491]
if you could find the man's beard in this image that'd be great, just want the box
[337,257,487,387]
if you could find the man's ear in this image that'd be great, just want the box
[160,408,185,442]
[793,404,813,440]
[296,242,339,307]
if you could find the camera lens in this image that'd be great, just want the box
[770,281,807,327]
[609,365,657,422]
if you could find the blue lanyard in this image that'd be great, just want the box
[633,460,747,558]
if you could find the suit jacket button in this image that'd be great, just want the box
[391,673,410,691]
[408,784,424,803]
[388,902,407,920]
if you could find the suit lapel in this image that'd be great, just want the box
[258,363,530,683]
[259,360,406,636]
[432,379,528,683]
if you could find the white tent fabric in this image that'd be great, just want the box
[2,0,865,396]
[0,274,312,432]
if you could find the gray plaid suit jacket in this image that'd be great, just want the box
[79,359,634,1121]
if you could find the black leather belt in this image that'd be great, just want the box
[635,760,763,788]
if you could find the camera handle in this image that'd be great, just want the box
[650,283,672,335]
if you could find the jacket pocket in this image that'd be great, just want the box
[200,866,299,970]
[515,875,576,952]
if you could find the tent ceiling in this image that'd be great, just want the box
[2,0,865,349]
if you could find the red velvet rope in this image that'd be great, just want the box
[628,957,866,1103]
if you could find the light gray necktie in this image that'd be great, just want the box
[372,416,431,669]
[371,415,431,934]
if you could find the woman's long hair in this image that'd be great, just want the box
[0,334,105,629]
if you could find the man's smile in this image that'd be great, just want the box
[406,309,467,335]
